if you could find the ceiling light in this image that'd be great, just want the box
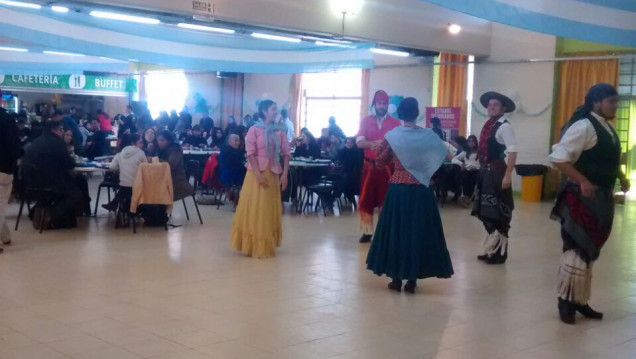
[0,46,28,52]
[51,6,69,13]
[43,50,85,57]
[177,23,235,34]
[0,1,41,9]
[315,41,353,48]
[89,10,160,25]
[448,23,461,35]
[329,0,364,16]
[251,32,301,43]
[370,48,409,57]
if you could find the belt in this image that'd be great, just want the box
[481,159,506,170]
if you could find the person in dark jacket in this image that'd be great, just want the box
[337,137,364,204]
[22,121,91,226]
[183,125,208,148]
[218,134,247,188]
[199,115,214,137]
[61,107,83,153]
[157,130,194,201]
[294,128,321,159]
[0,104,24,248]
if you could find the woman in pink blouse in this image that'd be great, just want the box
[230,100,291,258]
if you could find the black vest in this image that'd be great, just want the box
[487,120,507,163]
[572,116,621,189]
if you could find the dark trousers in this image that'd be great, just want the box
[461,170,479,198]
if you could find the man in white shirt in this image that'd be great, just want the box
[549,83,629,325]
[280,109,294,143]
[472,91,518,265]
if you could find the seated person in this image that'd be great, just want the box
[142,128,159,157]
[326,134,344,160]
[337,137,364,203]
[22,120,91,227]
[316,127,330,152]
[17,116,31,147]
[64,129,78,160]
[452,134,480,206]
[183,125,208,148]
[218,134,246,188]
[208,127,226,149]
[293,128,321,159]
[105,133,147,212]
[157,130,194,202]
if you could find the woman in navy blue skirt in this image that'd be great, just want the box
[366,97,454,293]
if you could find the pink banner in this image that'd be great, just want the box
[425,107,461,138]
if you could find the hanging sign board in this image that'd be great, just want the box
[0,74,137,95]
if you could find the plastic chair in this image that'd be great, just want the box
[94,171,119,215]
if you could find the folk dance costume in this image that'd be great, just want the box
[230,119,291,258]
[366,98,454,293]
[356,90,401,243]
[472,92,518,264]
[550,83,627,324]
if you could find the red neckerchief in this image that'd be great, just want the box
[477,115,503,163]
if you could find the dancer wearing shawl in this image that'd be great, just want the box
[550,83,629,324]
[230,100,291,258]
[366,98,454,294]
[356,90,401,243]
[472,91,518,265]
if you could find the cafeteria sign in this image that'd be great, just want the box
[425,106,461,138]
[0,74,137,94]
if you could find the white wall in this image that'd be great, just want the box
[471,24,556,190]
[242,73,292,117]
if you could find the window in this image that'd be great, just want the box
[145,71,189,118]
[301,69,362,137]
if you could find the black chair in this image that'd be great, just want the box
[94,171,119,215]
[14,165,56,233]
[184,161,204,224]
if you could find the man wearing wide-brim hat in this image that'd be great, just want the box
[472,91,518,265]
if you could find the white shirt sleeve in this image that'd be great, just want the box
[495,122,518,153]
[444,141,457,157]
[452,151,466,166]
[549,119,596,164]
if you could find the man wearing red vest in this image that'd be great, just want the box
[356,90,401,243]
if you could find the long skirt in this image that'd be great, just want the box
[366,184,454,281]
[471,163,514,236]
[230,170,282,258]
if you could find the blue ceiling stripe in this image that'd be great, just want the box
[420,0,636,47]
[575,0,636,13]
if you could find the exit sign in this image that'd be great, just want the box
[192,1,212,13]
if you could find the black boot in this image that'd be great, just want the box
[558,298,576,325]
[359,234,372,243]
[387,279,402,292]
[575,304,603,320]
[477,254,489,261]
[485,252,507,265]
[404,280,417,294]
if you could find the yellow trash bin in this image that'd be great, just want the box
[521,175,544,202]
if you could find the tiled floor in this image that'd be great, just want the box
[1,179,635,359]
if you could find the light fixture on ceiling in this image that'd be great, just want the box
[89,10,160,25]
[251,32,301,43]
[0,0,41,9]
[448,23,461,35]
[370,48,410,57]
[315,41,353,48]
[51,6,69,13]
[0,46,28,52]
[329,0,364,38]
[43,50,85,56]
[177,23,235,34]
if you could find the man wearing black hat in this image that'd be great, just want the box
[549,83,629,325]
[472,91,518,264]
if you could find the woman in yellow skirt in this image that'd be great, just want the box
[230,100,291,258]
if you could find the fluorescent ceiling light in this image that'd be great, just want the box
[43,50,85,57]
[370,48,409,57]
[51,6,69,13]
[0,1,41,9]
[0,46,28,52]
[251,32,301,43]
[177,23,235,34]
[89,10,160,25]
[315,41,353,48]
[448,23,461,35]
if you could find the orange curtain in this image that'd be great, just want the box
[553,54,619,143]
[360,69,371,119]
[437,53,468,136]
[289,74,303,136]
[221,73,244,127]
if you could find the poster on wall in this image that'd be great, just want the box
[425,107,461,139]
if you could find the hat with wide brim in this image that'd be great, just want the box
[480,92,516,113]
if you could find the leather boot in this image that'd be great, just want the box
[575,304,603,319]
[558,298,576,325]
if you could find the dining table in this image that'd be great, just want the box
[288,158,331,213]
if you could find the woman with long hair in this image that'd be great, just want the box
[142,128,159,157]
[157,130,194,202]
[230,100,291,258]
[452,134,480,206]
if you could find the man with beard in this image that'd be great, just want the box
[472,91,518,264]
[355,90,401,243]
[550,83,629,324]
